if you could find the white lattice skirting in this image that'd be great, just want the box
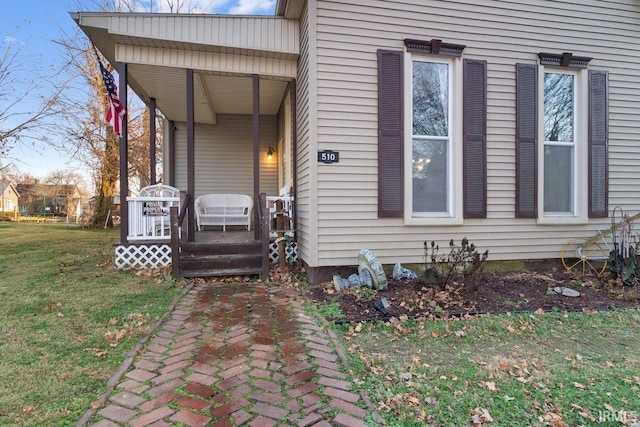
[269,241,298,264]
[115,242,298,270]
[115,244,172,270]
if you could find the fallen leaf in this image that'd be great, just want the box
[399,372,412,381]
[503,395,515,401]
[425,396,438,405]
[408,396,420,406]
[471,407,494,424]
[573,382,587,390]
[479,381,498,392]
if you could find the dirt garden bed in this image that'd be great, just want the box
[306,268,640,323]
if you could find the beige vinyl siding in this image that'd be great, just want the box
[108,15,299,58]
[312,0,640,267]
[173,115,279,198]
[294,3,316,266]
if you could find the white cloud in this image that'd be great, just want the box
[228,0,276,15]
[116,0,275,15]
[4,36,25,45]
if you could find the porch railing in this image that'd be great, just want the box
[170,192,190,278]
[126,185,183,241]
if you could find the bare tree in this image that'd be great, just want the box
[53,0,216,227]
[44,169,89,193]
[0,44,60,158]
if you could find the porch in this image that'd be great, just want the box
[73,12,300,279]
[115,190,296,278]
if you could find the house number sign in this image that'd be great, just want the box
[318,150,339,164]
[143,201,169,216]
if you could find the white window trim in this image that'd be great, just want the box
[403,52,463,226]
[537,66,588,225]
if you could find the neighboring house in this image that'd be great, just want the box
[0,183,19,216]
[16,184,83,218]
[73,0,640,282]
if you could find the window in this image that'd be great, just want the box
[516,63,607,220]
[406,55,463,223]
[543,71,576,215]
[411,60,451,214]
[539,68,589,222]
[377,48,486,222]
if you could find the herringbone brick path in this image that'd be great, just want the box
[79,282,378,427]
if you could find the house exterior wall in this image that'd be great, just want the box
[294,2,318,266]
[1,186,19,213]
[304,0,640,269]
[172,114,279,198]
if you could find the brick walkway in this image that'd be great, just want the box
[79,282,378,427]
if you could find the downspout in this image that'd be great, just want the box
[291,79,298,239]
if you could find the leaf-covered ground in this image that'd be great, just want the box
[308,269,640,322]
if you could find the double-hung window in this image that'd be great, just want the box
[412,59,451,214]
[540,68,588,222]
[406,55,463,223]
[543,71,577,215]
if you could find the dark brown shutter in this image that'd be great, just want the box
[377,50,403,217]
[515,63,538,218]
[463,59,487,218]
[589,70,608,218]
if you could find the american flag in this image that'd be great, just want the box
[98,57,125,136]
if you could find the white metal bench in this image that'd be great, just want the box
[195,194,253,231]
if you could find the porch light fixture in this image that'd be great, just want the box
[267,146,275,159]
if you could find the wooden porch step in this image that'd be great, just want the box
[178,241,264,278]
[181,267,263,278]
[181,242,262,256]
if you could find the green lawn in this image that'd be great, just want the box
[332,310,640,426]
[0,223,181,426]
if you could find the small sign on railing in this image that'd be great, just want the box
[143,201,169,216]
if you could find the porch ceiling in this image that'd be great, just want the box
[71,12,297,124]
[128,64,289,123]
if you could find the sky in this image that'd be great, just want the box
[1,0,276,190]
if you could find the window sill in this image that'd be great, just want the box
[405,216,464,226]
[536,215,588,225]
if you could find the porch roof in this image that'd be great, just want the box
[71,12,300,124]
